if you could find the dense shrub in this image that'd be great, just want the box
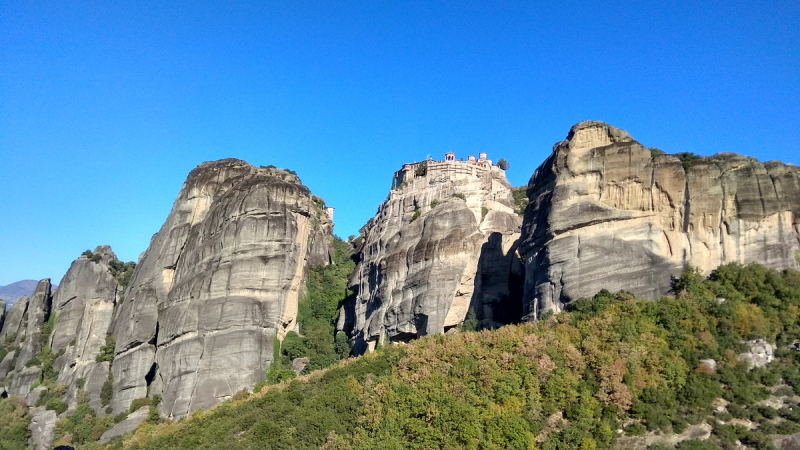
[101,372,114,407]
[414,160,428,177]
[45,398,68,415]
[0,397,31,450]
[270,236,357,378]
[96,335,115,363]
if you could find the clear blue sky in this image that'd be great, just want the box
[1,1,798,286]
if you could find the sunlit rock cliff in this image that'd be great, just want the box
[108,159,333,419]
[50,245,122,413]
[8,279,52,397]
[520,121,800,318]
[339,153,523,354]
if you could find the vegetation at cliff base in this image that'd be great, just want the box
[265,236,356,384]
[94,262,800,450]
[0,396,31,450]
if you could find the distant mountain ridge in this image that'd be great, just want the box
[0,280,41,306]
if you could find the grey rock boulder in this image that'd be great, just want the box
[738,338,775,369]
[698,359,718,373]
[291,357,310,376]
[25,385,46,407]
[28,407,57,450]
[98,405,150,444]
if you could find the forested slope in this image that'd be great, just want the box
[60,261,800,450]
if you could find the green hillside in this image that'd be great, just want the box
[3,261,800,449]
[86,262,800,449]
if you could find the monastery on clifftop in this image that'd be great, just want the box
[392,152,501,189]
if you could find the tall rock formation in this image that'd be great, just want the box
[340,154,523,354]
[0,296,29,380]
[109,159,332,419]
[7,279,52,397]
[50,245,122,413]
[520,121,800,318]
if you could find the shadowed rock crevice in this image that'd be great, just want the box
[468,232,524,329]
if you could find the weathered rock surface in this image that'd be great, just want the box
[8,279,52,396]
[308,198,335,267]
[0,295,28,342]
[109,159,332,419]
[98,406,150,444]
[50,245,121,413]
[340,156,523,353]
[698,359,718,373]
[28,407,57,450]
[520,121,800,318]
[615,422,712,450]
[739,338,775,369]
[0,295,28,379]
[291,357,310,376]
[775,433,800,449]
[25,385,46,407]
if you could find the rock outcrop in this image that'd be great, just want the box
[738,338,775,369]
[109,159,332,419]
[520,121,800,318]
[0,296,28,380]
[0,295,28,343]
[340,155,523,353]
[50,245,121,413]
[28,407,57,450]
[98,405,150,444]
[8,279,52,397]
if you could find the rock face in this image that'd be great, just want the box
[28,407,57,450]
[0,295,28,342]
[738,338,775,369]
[520,121,800,318]
[109,159,332,419]
[340,155,523,353]
[50,245,121,413]
[308,198,335,267]
[8,279,53,397]
[0,296,29,380]
[98,406,150,444]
